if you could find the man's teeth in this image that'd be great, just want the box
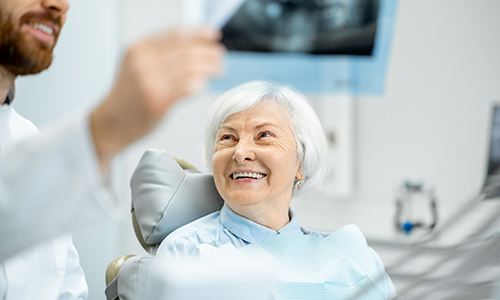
[31,23,54,35]
[232,172,265,179]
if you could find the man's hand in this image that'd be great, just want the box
[90,28,224,170]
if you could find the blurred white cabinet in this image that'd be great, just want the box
[311,95,355,197]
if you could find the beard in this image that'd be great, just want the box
[0,7,61,76]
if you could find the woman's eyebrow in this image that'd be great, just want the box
[217,125,236,132]
[218,121,285,132]
[255,122,283,131]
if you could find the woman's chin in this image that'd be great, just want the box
[224,193,264,208]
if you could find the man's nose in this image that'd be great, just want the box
[232,140,256,164]
[42,0,70,15]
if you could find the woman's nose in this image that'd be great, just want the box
[232,140,256,164]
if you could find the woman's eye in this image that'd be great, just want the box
[219,134,234,141]
[258,131,274,139]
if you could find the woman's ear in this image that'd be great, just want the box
[294,171,305,191]
[295,167,304,181]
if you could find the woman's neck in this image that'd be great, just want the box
[227,202,291,231]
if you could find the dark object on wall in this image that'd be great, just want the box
[394,181,438,235]
[222,0,379,55]
[482,104,500,200]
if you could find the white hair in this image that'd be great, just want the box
[204,80,329,192]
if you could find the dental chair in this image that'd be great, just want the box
[104,149,224,300]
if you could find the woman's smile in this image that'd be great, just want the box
[230,170,267,184]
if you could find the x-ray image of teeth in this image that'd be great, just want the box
[221,0,379,55]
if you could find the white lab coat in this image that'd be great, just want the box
[0,105,123,260]
[0,105,88,299]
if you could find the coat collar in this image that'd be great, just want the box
[3,83,15,105]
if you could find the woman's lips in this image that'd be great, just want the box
[230,171,267,180]
[229,171,267,185]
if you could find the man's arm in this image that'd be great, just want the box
[0,28,224,260]
[91,28,224,171]
[55,235,88,300]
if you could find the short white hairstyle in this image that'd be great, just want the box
[204,80,328,192]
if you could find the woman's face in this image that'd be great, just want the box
[212,100,303,212]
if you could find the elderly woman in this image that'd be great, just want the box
[157,80,395,298]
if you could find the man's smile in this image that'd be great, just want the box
[22,19,59,47]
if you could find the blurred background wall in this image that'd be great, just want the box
[12,0,500,298]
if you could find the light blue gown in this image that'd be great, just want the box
[157,204,396,299]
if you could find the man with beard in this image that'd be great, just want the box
[0,0,224,298]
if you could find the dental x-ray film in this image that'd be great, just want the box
[200,0,395,95]
[220,0,380,55]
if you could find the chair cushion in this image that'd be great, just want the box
[110,256,153,300]
[130,149,224,248]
